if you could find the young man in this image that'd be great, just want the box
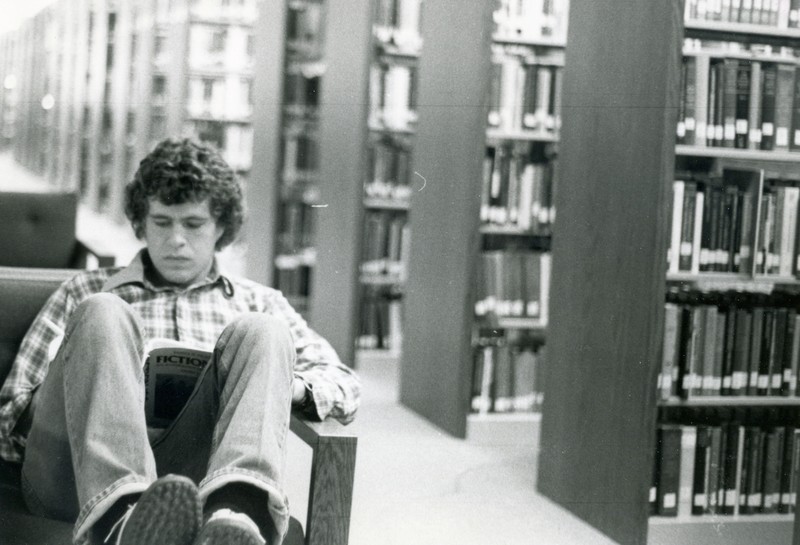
[0,138,360,545]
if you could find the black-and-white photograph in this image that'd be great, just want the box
[0,1,795,544]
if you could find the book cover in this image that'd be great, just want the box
[770,308,788,394]
[692,188,705,274]
[695,54,711,147]
[722,58,739,148]
[679,426,698,516]
[683,56,698,145]
[732,308,753,395]
[656,425,683,516]
[758,308,775,396]
[761,62,778,150]
[669,181,685,273]
[702,305,719,395]
[708,425,724,514]
[779,426,797,513]
[749,61,763,149]
[722,423,743,514]
[693,426,713,515]
[662,303,681,400]
[748,307,765,396]
[143,339,210,428]
[741,426,764,514]
[775,63,796,151]
[779,187,799,275]
[714,308,728,395]
[762,427,785,513]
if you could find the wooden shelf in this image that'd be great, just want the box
[659,396,800,407]
[684,18,800,47]
[676,144,800,163]
[475,316,547,331]
[479,224,551,237]
[666,272,800,291]
[491,34,566,48]
[363,196,410,210]
[648,514,792,545]
[486,128,558,142]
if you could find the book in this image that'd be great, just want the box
[679,426,698,516]
[761,427,785,513]
[749,61,763,149]
[143,339,210,428]
[732,308,752,395]
[722,423,743,514]
[774,63,796,151]
[656,425,683,516]
[748,307,765,396]
[693,426,713,514]
[661,303,681,400]
[722,58,739,148]
[761,62,778,150]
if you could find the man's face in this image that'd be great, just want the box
[143,199,224,288]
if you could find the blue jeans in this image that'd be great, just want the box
[20,294,294,545]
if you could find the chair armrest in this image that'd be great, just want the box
[290,411,357,545]
[73,239,116,269]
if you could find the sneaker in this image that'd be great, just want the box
[104,474,202,545]
[194,509,266,545]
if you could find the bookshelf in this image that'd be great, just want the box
[537,0,800,543]
[397,0,565,440]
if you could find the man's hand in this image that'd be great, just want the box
[291,377,306,404]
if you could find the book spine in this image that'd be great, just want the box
[775,64,796,151]
[723,58,739,148]
[735,60,752,148]
[761,62,778,150]
[748,307,765,395]
[657,425,683,516]
[749,61,763,149]
[696,55,711,147]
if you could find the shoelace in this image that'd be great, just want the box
[104,503,137,545]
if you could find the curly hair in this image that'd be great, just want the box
[124,138,244,250]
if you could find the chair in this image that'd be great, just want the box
[0,266,357,545]
[0,192,115,268]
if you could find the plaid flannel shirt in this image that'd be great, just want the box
[0,250,360,463]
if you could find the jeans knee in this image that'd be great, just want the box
[73,293,133,322]
[220,313,295,368]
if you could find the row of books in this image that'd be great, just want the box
[492,0,569,42]
[652,424,800,517]
[676,56,800,151]
[364,181,412,203]
[356,286,403,351]
[488,47,563,136]
[286,0,325,59]
[660,302,800,400]
[481,144,556,231]
[471,343,545,414]
[367,135,412,191]
[668,179,800,276]
[282,132,320,182]
[684,0,800,28]
[369,62,418,132]
[284,69,321,115]
[373,0,423,53]
[474,251,551,321]
[274,263,312,301]
[277,201,315,255]
[361,210,410,269]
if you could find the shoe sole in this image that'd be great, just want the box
[118,475,202,545]
[195,518,265,545]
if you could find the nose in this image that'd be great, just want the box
[168,226,188,247]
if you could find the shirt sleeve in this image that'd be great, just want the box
[267,290,361,425]
[0,282,74,462]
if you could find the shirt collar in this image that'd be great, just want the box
[102,249,235,296]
